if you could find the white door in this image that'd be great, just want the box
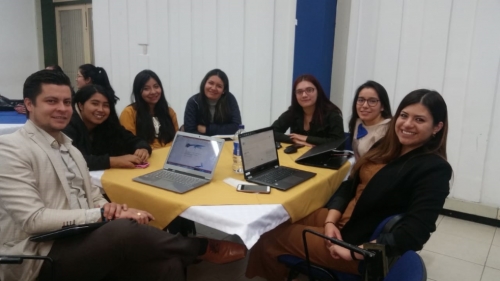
[55,4,94,84]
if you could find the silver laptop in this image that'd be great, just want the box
[133,132,225,193]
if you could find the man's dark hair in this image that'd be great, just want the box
[23,70,72,102]
[23,70,72,117]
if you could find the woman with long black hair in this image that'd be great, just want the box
[184,69,242,136]
[247,89,451,280]
[64,85,151,171]
[120,70,179,149]
[272,74,344,146]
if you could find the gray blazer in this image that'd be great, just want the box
[0,120,108,281]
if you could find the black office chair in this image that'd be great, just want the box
[0,255,55,281]
[278,214,403,281]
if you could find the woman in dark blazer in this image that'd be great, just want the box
[246,89,451,280]
[64,85,152,171]
[272,74,344,146]
[183,69,242,136]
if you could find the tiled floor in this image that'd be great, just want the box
[188,215,500,281]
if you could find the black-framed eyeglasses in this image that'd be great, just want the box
[295,87,316,95]
[357,97,379,107]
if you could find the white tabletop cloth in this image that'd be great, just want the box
[89,157,354,248]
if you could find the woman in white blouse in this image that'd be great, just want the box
[348,81,393,159]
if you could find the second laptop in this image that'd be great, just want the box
[238,127,316,191]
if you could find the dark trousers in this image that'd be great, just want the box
[38,219,201,281]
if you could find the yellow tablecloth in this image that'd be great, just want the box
[101,142,350,229]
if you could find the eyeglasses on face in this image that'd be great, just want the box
[357,97,379,107]
[295,87,316,95]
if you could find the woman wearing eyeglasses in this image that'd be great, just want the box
[349,81,392,159]
[271,74,344,146]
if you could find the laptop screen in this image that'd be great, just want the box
[240,129,277,170]
[166,134,222,175]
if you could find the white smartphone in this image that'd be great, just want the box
[236,184,271,194]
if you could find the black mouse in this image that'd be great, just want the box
[284,145,298,154]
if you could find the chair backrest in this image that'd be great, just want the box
[384,251,426,281]
[344,132,353,151]
[369,214,403,241]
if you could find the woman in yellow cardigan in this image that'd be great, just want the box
[120,70,179,149]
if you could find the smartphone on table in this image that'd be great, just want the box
[236,184,271,194]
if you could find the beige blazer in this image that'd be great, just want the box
[0,120,108,281]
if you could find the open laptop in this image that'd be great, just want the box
[133,132,224,194]
[295,137,353,170]
[238,127,316,191]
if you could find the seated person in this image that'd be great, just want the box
[120,70,179,149]
[184,69,241,136]
[0,70,246,281]
[348,81,392,159]
[272,74,344,146]
[246,89,451,280]
[63,84,152,170]
[45,64,63,72]
[76,64,119,104]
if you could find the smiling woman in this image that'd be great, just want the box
[271,74,344,146]
[120,70,179,149]
[246,90,451,280]
[348,81,393,159]
[183,69,242,136]
[63,85,152,170]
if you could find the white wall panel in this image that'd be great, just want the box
[372,0,404,103]
[127,0,149,86]
[94,0,296,130]
[241,0,275,127]
[216,0,245,106]
[442,0,477,178]
[271,0,297,121]
[454,0,500,202]
[393,0,425,106]
[108,0,131,108]
[0,1,42,98]
[332,0,500,207]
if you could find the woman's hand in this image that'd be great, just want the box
[289,134,314,147]
[324,222,342,248]
[116,208,155,224]
[197,125,206,134]
[134,148,150,163]
[289,133,307,142]
[110,155,142,168]
[292,139,314,147]
[329,244,353,260]
[14,104,26,114]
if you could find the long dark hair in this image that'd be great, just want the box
[290,74,342,126]
[78,64,119,104]
[197,69,231,124]
[352,89,448,174]
[348,80,392,143]
[73,84,121,134]
[131,70,176,145]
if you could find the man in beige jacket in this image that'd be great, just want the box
[0,70,245,281]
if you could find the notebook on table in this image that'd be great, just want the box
[295,137,353,170]
[238,127,316,191]
[133,132,225,194]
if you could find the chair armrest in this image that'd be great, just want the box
[0,255,55,281]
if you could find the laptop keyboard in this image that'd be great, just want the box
[143,170,206,185]
[254,167,295,183]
